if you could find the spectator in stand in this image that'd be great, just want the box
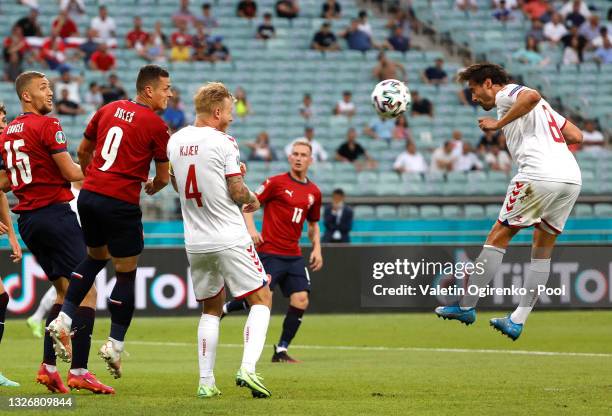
[151,21,170,49]
[234,87,251,118]
[322,0,341,19]
[335,127,377,171]
[139,36,168,63]
[173,0,196,27]
[284,126,328,162]
[3,26,27,82]
[580,15,601,44]
[485,144,512,173]
[60,0,86,22]
[171,20,193,48]
[372,52,406,82]
[237,0,258,19]
[386,6,417,38]
[422,58,448,85]
[247,131,277,162]
[192,27,208,61]
[581,120,605,150]
[101,73,127,105]
[478,130,500,153]
[40,34,70,72]
[544,13,568,44]
[276,0,300,19]
[560,0,591,20]
[171,42,191,62]
[454,143,483,172]
[385,25,410,52]
[364,115,395,143]
[523,0,548,21]
[455,0,478,12]
[492,0,513,22]
[299,93,314,120]
[527,19,546,42]
[90,43,116,72]
[592,27,611,49]
[256,13,276,40]
[334,91,356,118]
[84,81,103,111]
[56,88,85,116]
[79,29,99,64]
[126,16,149,49]
[207,36,231,62]
[411,90,434,117]
[393,141,427,174]
[322,189,353,244]
[393,115,413,141]
[163,96,186,133]
[561,25,587,61]
[458,84,478,109]
[16,8,43,37]
[52,69,82,104]
[594,34,612,63]
[449,130,465,158]
[565,1,587,28]
[431,141,457,173]
[563,36,582,64]
[90,6,116,44]
[311,22,340,51]
[197,3,219,30]
[513,36,548,66]
[357,10,373,37]
[341,19,376,52]
[52,10,79,38]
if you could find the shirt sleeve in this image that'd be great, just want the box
[41,118,68,154]
[307,189,322,222]
[152,121,170,162]
[496,84,534,109]
[224,138,241,177]
[83,108,102,141]
[255,177,275,204]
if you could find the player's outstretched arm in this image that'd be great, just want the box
[144,161,170,195]
[308,221,323,271]
[227,175,258,207]
[242,211,264,245]
[52,152,84,182]
[479,89,542,131]
[561,120,584,145]
[0,191,21,263]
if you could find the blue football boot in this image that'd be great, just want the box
[434,305,476,326]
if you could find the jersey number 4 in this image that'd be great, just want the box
[185,164,203,207]
[4,140,32,186]
[542,105,565,143]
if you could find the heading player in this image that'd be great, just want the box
[435,63,583,340]
[0,73,113,394]
[224,138,323,363]
[48,65,172,380]
[168,82,273,398]
[0,103,23,388]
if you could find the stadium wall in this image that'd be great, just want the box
[3,246,611,318]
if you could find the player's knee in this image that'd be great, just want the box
[247,285,272,307]
[291,293,309,310]
[81,286,98,310]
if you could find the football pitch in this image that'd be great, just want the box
[1,312,611,416]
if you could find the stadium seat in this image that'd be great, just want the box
[573,204,593,217]
[464,204,485,219]
[354,205,376,219]
[419,205,442,219]
[593,204,612,218]
[376,205,397,219]
[397,205,419,218]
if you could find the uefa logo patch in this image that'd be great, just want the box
[55,130,66,145]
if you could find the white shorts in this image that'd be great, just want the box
[187,242,268,301]
[498,180,581,234]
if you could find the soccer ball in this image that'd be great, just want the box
[371,79,411,119]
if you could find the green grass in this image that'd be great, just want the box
[1,312,612,415]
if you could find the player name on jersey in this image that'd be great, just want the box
[5,122,24,134]
[179,145,199,156]
[113,107,135,123]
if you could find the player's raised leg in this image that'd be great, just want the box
[435,221,517,325]
[0,282,20,387]
[27,286,56,338]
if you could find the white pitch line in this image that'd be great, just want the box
[110,340,612,359]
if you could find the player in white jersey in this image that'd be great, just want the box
[435,63,584,340]
[167,82,272,399]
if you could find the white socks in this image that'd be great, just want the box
[31,287,57,322]
[460,245,506,309]
[58,311,73,329]
[241,305,270,373]
[198,314,220,387]
[510,258,551,324]
[69,368,88,376]
[108,337,124,352]
[44,364,57,373]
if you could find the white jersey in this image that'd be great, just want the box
[167,125,251,254]
[496,84,581,186]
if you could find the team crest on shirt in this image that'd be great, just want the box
[307,193,315,209]
[55,131,66,144]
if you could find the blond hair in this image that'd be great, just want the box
[193,82,234,115]
[291,138,312,155]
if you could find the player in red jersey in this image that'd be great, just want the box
[48,65,172,381]
[0,103,23,388]
[0,73,113,394]
[224,138,323,362]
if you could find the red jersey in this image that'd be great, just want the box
[90,50,116,71]
[82,100,170,205]
[126,30,150,47]
[0,113,73,212]
[256,172,322,256]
